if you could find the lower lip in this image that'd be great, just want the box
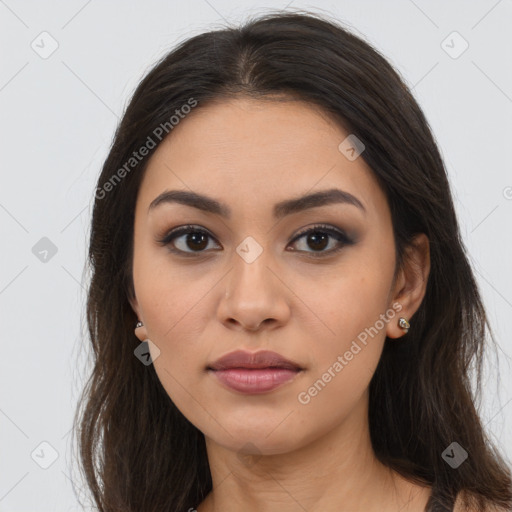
[209,368,301,394]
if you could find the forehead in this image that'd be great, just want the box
[137,98,387,220]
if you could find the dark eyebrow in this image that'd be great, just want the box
[274,188,366,218]
[148,190,231,217]
[148,188,366,218]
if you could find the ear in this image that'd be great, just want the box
[386,233,430,339]
[128,294,148,342]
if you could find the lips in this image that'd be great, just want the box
[207,350,304,394]
[207,349,303,371]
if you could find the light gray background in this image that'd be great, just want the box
[1,1,511,510]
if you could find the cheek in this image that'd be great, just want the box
[285,273,392,450]
[132,252,215,388]
[141,287,210,424]
[299,240,395,396]
[134,238,214,341]
[315,251,395,347]
[299,282,388,415]
[138,273,212,360]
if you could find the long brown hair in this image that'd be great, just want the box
[73,10,512,511]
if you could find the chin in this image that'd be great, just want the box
[203,420,308,457]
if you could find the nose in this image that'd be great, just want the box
[216,248,291,333]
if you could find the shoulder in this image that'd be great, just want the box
[453,490,511,512]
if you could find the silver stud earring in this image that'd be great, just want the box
[398,317,410,332]
[135,321,143,329]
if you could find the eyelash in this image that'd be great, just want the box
[156,223,354,258]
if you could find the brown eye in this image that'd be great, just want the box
[288,225,353,257]
[181,231,209,251]
[304,232,329,251]
[158,225,220,255]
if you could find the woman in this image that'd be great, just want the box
[74,10,512,512]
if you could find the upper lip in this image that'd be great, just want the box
[208,350,303,371]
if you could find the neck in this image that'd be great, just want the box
[197,393,431,512]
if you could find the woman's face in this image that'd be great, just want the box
[130,97,421,456]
